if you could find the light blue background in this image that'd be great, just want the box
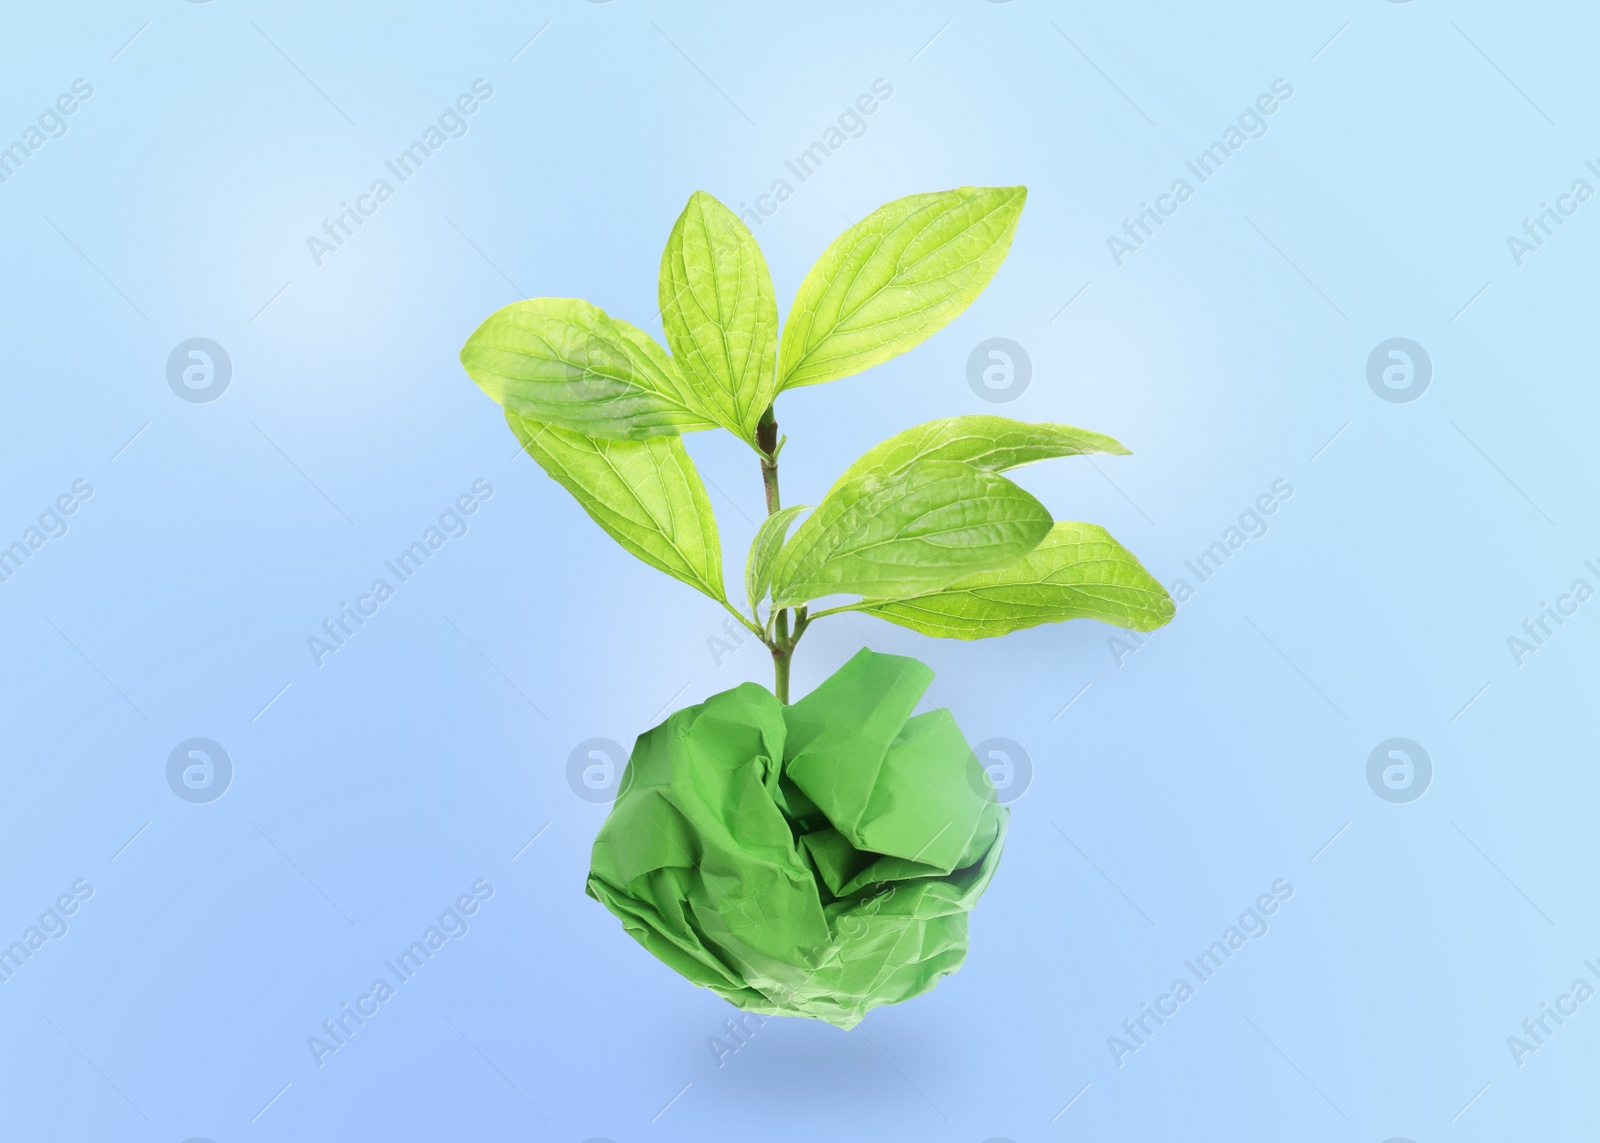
[2,2,1595,1140]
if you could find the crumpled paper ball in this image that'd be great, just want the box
[585,647,1007,1028]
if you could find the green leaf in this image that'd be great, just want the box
[831,415,1129,493]
[506,410,725,601]
[462,298,715,441]
[777,186,1027,391]
[745,504,810,615]
[659,191,780,446]
[768,460,1051,607]
[856,522,1174,639]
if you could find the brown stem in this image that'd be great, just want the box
[755,404,797,698]
[756,405,780,513]
[771,609,791,704]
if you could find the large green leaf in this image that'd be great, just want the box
[463,298,715,441]
[659,191,780,446]
[507,411,725,601]
[857,522,1173,638]
[831,415,1128,493]
[768,460,1051,607]
[745,504,810,615]
[777,186,1027,391]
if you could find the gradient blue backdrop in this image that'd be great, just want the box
[2,2,1596,1140]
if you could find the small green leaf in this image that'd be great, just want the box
[778,186,1027,391]
[856,522,1174,639]
[745,504,810,615]
[831,415,1129,493]
[768,460,1051,607]
[507,410,725,601]
[462,298,715,441]
[659,191,780,446]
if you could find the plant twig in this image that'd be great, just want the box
[754,402,807,699]
[757,406,781,515]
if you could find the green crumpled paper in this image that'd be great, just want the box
[585,647,1007,1028]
